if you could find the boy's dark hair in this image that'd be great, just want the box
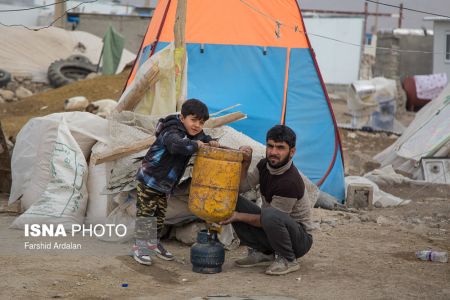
[266,125,296,148]
[181,99,209,121]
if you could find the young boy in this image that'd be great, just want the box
[133,99,219,265]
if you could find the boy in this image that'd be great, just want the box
[133,99,219,265]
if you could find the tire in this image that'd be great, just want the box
[67,54,92,64]
[47,59,98,87]
[0,69,11,88]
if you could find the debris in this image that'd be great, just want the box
[15,86,33,99]
[0,89,14,102]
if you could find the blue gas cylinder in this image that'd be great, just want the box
[190,230,225,274]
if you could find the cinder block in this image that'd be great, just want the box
[346,183,373,210]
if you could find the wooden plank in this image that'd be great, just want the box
[115,64,160,113]
[94,136,156,165]
[205,112,247,128]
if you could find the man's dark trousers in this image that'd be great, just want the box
[232,197,312,261]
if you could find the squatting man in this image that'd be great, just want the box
[221,125,313,276]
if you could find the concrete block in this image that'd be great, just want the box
[346,183,373,210]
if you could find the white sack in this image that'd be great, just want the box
[85,142,113,225]
[9,112,111,206]
[10,120,88,230]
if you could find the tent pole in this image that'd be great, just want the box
[174,0,187,110]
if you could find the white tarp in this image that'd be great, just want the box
[0,27,136,82]
[374,84,450,178]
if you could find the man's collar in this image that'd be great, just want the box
[266,159,293,175]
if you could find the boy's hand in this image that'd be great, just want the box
[239,146,253,162]
[208,140,220,148]
[196,140,206,148]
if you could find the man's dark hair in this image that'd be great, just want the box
[266,125,296,148]
[181,99,210,121]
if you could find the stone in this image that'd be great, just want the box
[14,74,32,83]
[86,72,100,80]
[15,86,33,99]
[0,89,14,102]
[376,216,396,225]
[175,222,207,245]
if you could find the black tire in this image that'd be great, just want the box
[67,54,92,64]
[47,59,97,87]
[0,69,11,88]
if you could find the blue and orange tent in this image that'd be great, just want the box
[125,0,345,201]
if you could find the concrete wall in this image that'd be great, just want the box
[374,32,433,79]
[304,17,364,84]
[432,21,450,77]
[67,14,151,54]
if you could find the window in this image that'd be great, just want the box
[446,32,450,61]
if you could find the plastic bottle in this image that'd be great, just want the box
[415,250,448,263]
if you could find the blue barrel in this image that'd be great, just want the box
[190,230,225,274]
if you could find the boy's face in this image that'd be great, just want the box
[180,114,206,136]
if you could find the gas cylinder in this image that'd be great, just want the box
[190,230,225,274]
[188,146,243,223]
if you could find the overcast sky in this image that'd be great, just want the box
[298,0,450,30]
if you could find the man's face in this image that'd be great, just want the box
[180,114,206,136]
[266,139,296,168]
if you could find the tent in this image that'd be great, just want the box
[124,0,345,200]
[374,84,450,180]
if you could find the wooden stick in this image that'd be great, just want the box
[93,111,245,165]
[94,136,156,165]
[205,112,247,128]
[115,64,160,113]
[210,104,242,117]
[174,0,187,110]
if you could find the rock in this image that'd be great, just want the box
[373,201,383,208]
[14,74,32,83]
[6,81,19,91]
[321,217,337,227]
[347,132,357,139]
[0,89,15,102]
[15,86,33,99]
[175,222,207,245]
[86,72,100,80]
[410,217,423,225]
[376,216,396,225]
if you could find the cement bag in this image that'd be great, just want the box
[10,119,88,230]
[85,142,113,225]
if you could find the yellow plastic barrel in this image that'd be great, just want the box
[188,146,243,223]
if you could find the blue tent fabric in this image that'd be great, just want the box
[154,42,345,201]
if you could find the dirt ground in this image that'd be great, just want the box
[0,75,449,299]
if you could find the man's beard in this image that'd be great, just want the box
[267,153,290,168]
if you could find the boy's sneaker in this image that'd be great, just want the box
[148,242,175,261]
[235,248,274,268]
[265,255,299,275]
[132,245,152,266]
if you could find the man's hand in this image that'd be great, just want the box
[220,212,239,225]
[208,140,220,148]
[196,140,206,148]
[239,146,253,163]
